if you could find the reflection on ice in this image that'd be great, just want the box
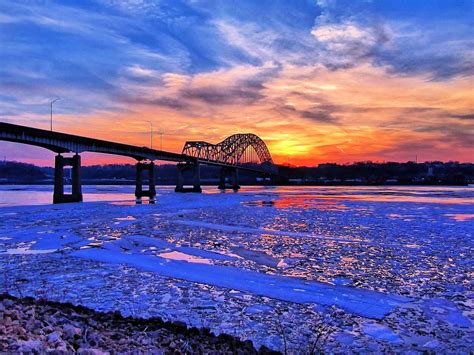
[114,216,136,221]
[445,213,474,221]
[158,251,213,264]
[243,197,347,210]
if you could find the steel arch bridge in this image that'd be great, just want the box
[0,122,279,201]
[182,133,275,172]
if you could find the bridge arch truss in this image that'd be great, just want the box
[182,133,275,171]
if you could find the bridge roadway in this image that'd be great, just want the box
[0,122,274,203]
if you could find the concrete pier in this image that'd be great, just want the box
[175,162,202,193]
[135,161,156,198]
[262,173,272,186]
[218,167,240,191]
[53,154,83,204]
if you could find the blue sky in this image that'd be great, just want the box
[0,0,473,165]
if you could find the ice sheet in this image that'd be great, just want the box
[71,247,409,319]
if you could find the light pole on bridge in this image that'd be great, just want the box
[50,98,60,131]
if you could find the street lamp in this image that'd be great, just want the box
[50,98,60,131]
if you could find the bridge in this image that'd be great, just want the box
[0,122,277,203]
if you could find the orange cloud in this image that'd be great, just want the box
[9,61,473,167]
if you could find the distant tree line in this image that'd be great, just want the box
[0,161,52,182]
[278,161,474,184]
[0,160,473,185]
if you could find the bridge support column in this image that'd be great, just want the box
[135,162,156,199]
[193,162,201,192]
[262,173,272,186]
[218,167,240,191]
[53,154,83,204]
[175,162,202,193]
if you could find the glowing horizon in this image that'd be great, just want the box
[0,0,472,166]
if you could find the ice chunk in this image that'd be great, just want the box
[362,323,401,343]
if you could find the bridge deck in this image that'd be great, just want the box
[0,122,194,162]
[0,122,271,173]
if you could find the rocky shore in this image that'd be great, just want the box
[0,294,279,354]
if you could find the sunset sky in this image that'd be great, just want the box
[0,0,472,166]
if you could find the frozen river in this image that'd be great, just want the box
[0,185,473,351]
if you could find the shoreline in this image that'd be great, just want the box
[0,293,279,354]
[0,182,470,186]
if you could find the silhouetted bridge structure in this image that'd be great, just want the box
[0,122,277,203]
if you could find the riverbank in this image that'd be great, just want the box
[1,187,472,352]
[0,293,278,354]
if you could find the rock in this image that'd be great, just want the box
[0,295,260,353]
[63,324,82,339]
[48,330,62,343]
[9,309,19,320]
[16,340,43,353]
[16,326,26,337]
[87,331,100,345]
[173,321,187,331]
[140,337,151,346]
[25,308,35,317]
[55,340,68,352]
[44,325,53,333]
[77,348,108,355]
[0,303,5,312]
[3,299,14,307]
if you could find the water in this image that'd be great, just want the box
[0,185,473,351]
[1,184,473,207]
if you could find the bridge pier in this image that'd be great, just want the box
[262,173,272,186]
[218,167,240,191]
[53,154,83,204]
[175,162,202,193]
[135,161,156,199]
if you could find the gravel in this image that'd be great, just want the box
[0,293,279,354]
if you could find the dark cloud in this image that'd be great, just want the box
[151,97,190,110]
[450,113,474,120]
[299,103,343,123]
[275,102,340,123]
[383,141,437,153]
[182,85,263,105]
[300,109,336,122]
[180,76,268,105]
[118,75,269,109]
[377,49,474,81]
[347,106,440,115]
[411,122,473,149]
[120,95,190,110]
